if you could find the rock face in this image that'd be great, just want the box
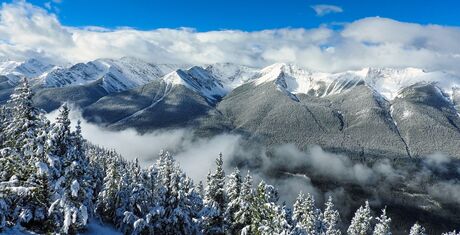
[1,57,459,158]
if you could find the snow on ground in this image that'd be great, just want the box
[2,226,38,235]
[80,220,122,235]
[1,221,121,235]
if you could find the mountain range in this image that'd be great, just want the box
[1,57,460,159]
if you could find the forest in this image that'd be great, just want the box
[0,79,458,235]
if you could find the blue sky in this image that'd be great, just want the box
[23,0,460,31]
[2,0,460,73]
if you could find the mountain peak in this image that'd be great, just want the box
[161,67,226,102]
[254,63,310,86]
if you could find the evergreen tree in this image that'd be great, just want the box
[347,201,372,235]
[252,181,283,235]
[201,153,227,234]
[48,105,90,234]
[409,222,426,235]
[234,172,254,233]
[95,161,120,222]
[225,168,242,234]
[293,192,305,226]
[148,151,197,234]
[4,79,40,153]
[271,203,292,235]
[373,208,391,235]
[323,196,341,235]
[3,78,44,181]
[115,165,134,232]
[293,192,322,235]
[251,181,270,234]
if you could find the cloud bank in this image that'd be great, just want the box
[2,1,460,74]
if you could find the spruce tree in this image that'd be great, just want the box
[234,172,254,233]
[293,192,321,235]
[149,151,196,234]
[225,168,242,234]
[323,196,341,235]
[201,153,227,234]
[48,105,90,234]
[3,78,43,181]
[95,161,120,221]
[4,79,40,153]
[373,208,391,235]
[409,222,426,235]
[252,181,283,235]
[347,201,372,235]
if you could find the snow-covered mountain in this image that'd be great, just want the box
[0,58,57,83]
[252,63,460,102]
[2,56,460,159]
[40,57,189,93]
[204,63,259,91]
[2,57,458,106]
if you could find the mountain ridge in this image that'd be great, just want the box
[1,57,459,158]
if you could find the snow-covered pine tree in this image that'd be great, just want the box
[293,192,322,235]
[48,105,91,234]
[3,78,43,181]
[225,167,242,234]
[45,104,72,183]
[95,160,120,222]
[23,160,54,231]
[323,196,341,235]
[409,222,426,235]
[116,165,134,232]
[4,79,39,153]
[172,172,200,234]
[251,180,271,234]
[234,171,254,233]
[252,181,285,235]
[127,159,151,222]
[183,173,203,224]
[347,201,373,235]
[293,192,305,227]
[201,153,227,235]
[72,120,94,217]
[373,207,391,235]
[148,151,197,234]
[271,203,293,235]
[0,78,53,232]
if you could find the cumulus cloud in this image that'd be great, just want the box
[311,4,343,16]
[0,2,460,74]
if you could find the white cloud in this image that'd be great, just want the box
[1,2,460,74]
[311,4,343,16]
[44,2,51,10]
[45,107,243,182]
